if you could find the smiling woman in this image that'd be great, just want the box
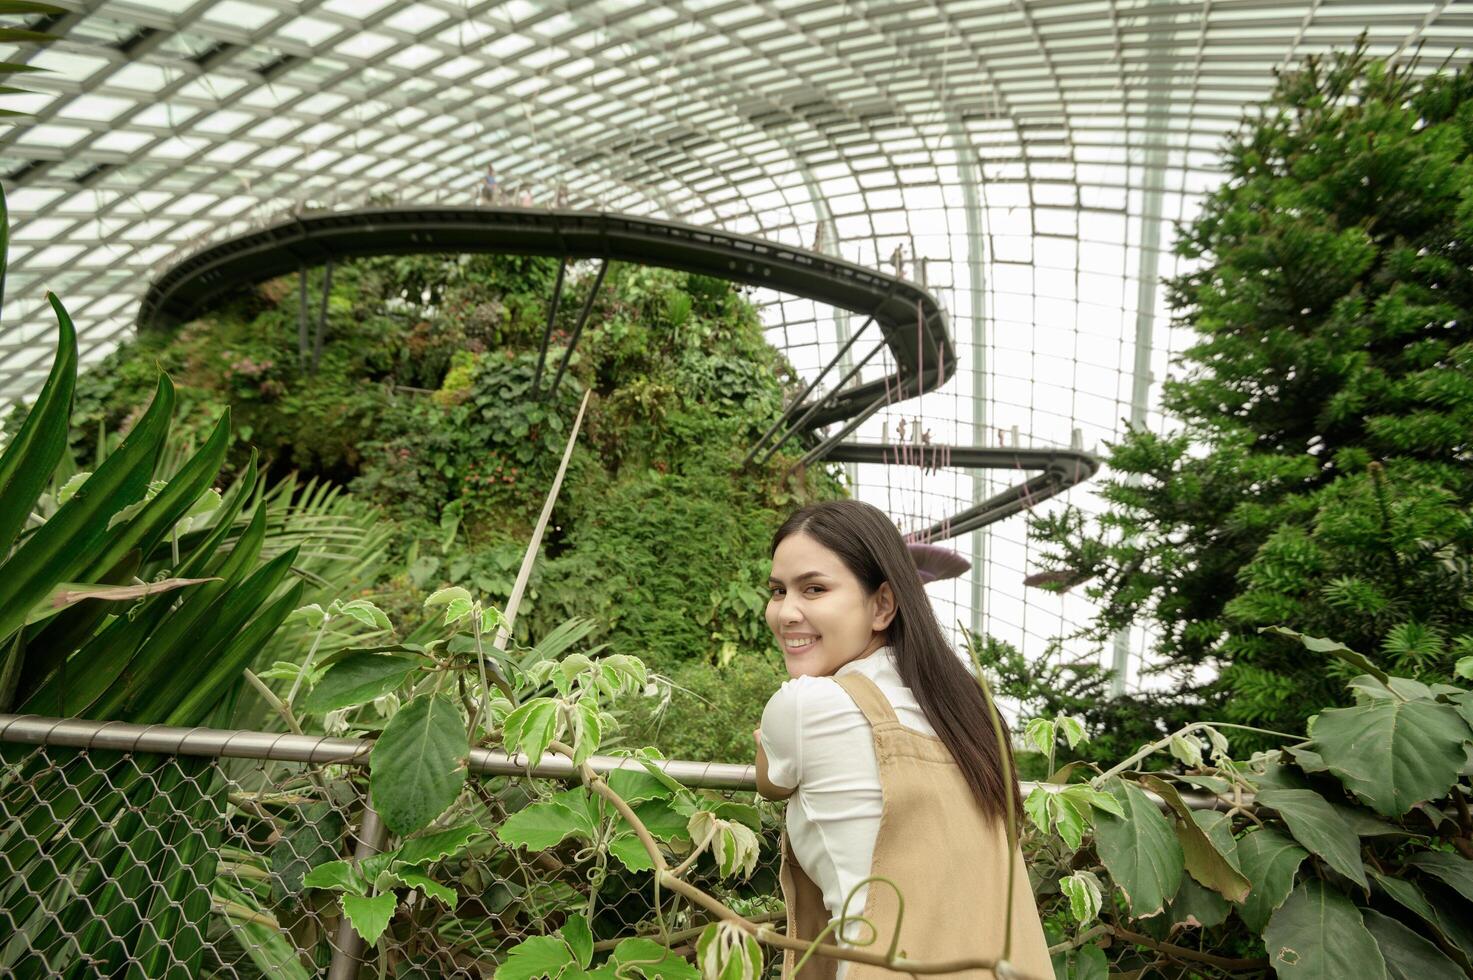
[754,499,1052,980]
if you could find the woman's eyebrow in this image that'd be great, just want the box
[767,571,827,585]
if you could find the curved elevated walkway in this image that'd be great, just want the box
[140,206,1094,540]
[139,205,952,433]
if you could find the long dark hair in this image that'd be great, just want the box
[771,499,1025,827]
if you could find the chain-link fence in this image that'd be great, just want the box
[0,714,782,979]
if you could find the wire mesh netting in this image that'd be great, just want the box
[0,739,782,978]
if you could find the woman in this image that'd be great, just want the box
[754,499,1052,980]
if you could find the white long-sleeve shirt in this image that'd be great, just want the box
[759,645,938,953]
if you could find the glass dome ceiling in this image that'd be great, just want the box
[0,0,1465,693]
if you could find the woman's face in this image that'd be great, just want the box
[766,531,894,678]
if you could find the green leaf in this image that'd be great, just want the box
[396,824,482,867]
[1023,785,1051,834]
[605,766,674,805]
[26,576,218,626]
[1455,657,1473,681]
[1407,852,1473,904]
[1261,626,1389,685]
[370,695,468,835]
[1362,908,1464,980]
[1262,879,1387,979]
[495,935,577,980]
[607,832,656,872]
[562,916,593,969]
[302,653,423,713]
[630,750,689,797]
[498,793,597,851]
[1090,777,1183,917]
[1169,875,1230,930]
[1024,717,1054,755]
[695,922,763,980]
[1057,713,1087,748]
[1049,789,1090,850]
[424,586,472,608]
[1137,774,1250,901]
[1060,870,1103,923]
[628,798,692,843]
[504,697,559,769]
[302,859,364,895]
[342,892,396,946]
[1254,787,1368,890]
[1349,675,1435,702]
[0,370,171,642]
[0,290,75,555]
[1308,698,1471,817]
[1233,827,1307,932]
[1065,944,1108,980]
[396,871,457,909]
[444,596,473,625]
[598,937,699,980]
[1372,872,1473,965]
[571,698,601,766]
[338,598,392,632]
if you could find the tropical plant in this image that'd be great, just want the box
[0,182,310,975]
[1027,627,1473,980]
[1028,43,1473,753]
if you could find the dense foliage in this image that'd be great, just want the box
[1030,46,1473,753]
[56,251,841,762]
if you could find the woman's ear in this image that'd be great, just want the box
[872,581,897,631]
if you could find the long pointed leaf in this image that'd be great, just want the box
[0,373,173,641]
[0,292,75,554]
[80,407,231,579]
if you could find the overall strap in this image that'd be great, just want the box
[834,673,899,728]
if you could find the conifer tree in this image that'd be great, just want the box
[1030,43,1473,750]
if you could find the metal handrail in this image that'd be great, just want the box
[0,712,1236,811]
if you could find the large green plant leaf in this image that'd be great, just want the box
[494,935,576,980]
[302,652,425,713]
[1260,626,1389,684]
[1262,879,1387,979]
[1234,827,1308,932]
[1137,774,1250,901]
[1368,870,1473,970]
[498,788,598,851]
[1090,777,1183,917]
[370,695,468,835]
[1361,908,1463,980]
[0,292,75,554]
[396,824,482,867]
[589,937,700,980]
[1168,875,1230,930]
[342,892,396,945]
[1255,788,1368,889]
[1407,852,1473,904]
[1308,698,1471,817]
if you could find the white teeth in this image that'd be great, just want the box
[785,637,817,650]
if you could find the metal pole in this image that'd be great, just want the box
[0,712,1226,813]
[327,803,387,980]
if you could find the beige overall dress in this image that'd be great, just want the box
[777,673,1054,980]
